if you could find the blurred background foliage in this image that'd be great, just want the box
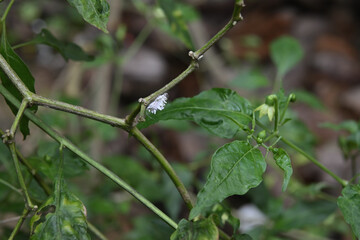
[0,0,360,239]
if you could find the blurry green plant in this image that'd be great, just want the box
[0,0,359,239]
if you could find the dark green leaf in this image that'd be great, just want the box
[292,90,325,110]
[138,88,253,139]
[158,0,194,49]
[0,28,37,139]
[66,0,110,33]
[270,36,304,78]
[170,218,218,240]
[27,141,88,180]
[271,148,293,192]
[30,29,93,61]
[189,141,266,219]
[30,178,89,239]
[337,184,360,238]
[230,68,269,90]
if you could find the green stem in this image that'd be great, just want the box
[0,178,22,195]
[9,143,36,210]
[12,40,36,50]
[0,84,177,229]
[1,0,15,22]
[87,222,109,240]
[31,94,127,129]
[128,0,246,121]
[1,127,52,195]
[8,208,30,240]
[0,53,32,100]
[280,136,348,187]
[274,98,279,132]
[130,127,194,211]
[10,99,28,136]
[143,61,197,105]
[219,229,231,240]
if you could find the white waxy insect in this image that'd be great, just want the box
[147,93,169,114]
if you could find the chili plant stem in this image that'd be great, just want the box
[0,178,21,195]
[0,54,32,100]
[9,143,36,210]
[0,84,177,229]
[280,136,348,187]
[127,0,246,123]
[0,128,52,195]
[1,0,15,23]
[9,99,28,136]
[130,127,194,211]
[8,208,30,240]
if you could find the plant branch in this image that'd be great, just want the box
[0,84,177,229]
[31,94,127,129]
[130,127,194,211]
[0,178,22,195]
[8,208,30,240]
[0,128,52,195]
[280,136,348,187]
[0,53,33,100]
[126,0,246,124]
[8,142,36,210]
[9,99,28,136]
[1,0,15,23]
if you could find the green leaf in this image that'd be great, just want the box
[190,141,266,219]
[292,90,325,110]
[271,148,293,192]
[170,218,218,240]
[0,28,37,139]
[138,88,253,139]
[27,141,88,180]
[230,68,269,90]
[270,36,304,78]
[30,29,93,61]
[66,0,110,33]
[30,178,89,239]
[157,0,194,49]
[337,184,360,238]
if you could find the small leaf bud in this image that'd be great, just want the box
[257,130,266,139]
[265,94,277,106]
[289,93,296,102]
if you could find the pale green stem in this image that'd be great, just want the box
[1,127,52,195]
[280,136,348,187]
[87,222,109,240]
[0,84,177,229]
[9,142,36,210]
[273,98,279,132]
[9,99,28,136]
[8,208,30,240]
[0,178,22,195]
[130,127,194,211]
[0,54,32,100]
[1,0,15,22]
[254,119,347,187]
[127,0,246,123]
[31,94,127,129]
